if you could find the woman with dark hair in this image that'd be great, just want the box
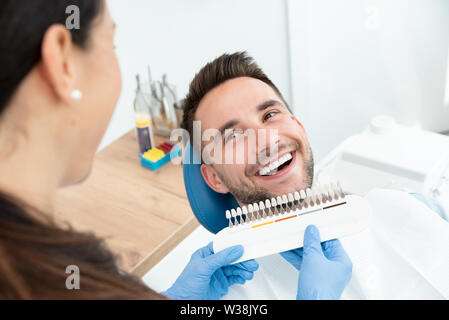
[0,0,258,299]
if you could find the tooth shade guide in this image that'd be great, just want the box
[328,185,335,201]
[236,207,243,224]
[229,199,348,230]
[242,206,249,223]
[248,204,254,222]
[230,209,237,225]
[253,203,260,219]
[271,197,281,216]
[278,198,285,214]
[305,188,315,206]
[251,199,347,229]
[289,194,296,211]
[269,199,275,216]
[323,201,347,210]
[287,193,294,204]
[259,201,267,219]
[265,200,272,217]
[223,183,346,230]
[299,190,308,208]
[325,184,333,202]
[293,193,300,206]
[274,214,297,223]
[337,181,346,198]
[215,184,370,264]
[226,210,233,227]
[281,195,288,213]
[298,207,322,217]
[251,221,274,229]
[314,187,322,205]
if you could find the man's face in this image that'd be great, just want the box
[196,77,314,205]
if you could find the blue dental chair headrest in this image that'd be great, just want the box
[183,143,239,234]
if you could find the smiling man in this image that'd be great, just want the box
[182,52,314,206]
[180,52,354,300]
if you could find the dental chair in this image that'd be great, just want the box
[182,143,238,234]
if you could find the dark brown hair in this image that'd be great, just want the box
[0,0,164,300]
[0,193,164,299]
[181,51,290,145]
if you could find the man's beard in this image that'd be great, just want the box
[216,144,315,206]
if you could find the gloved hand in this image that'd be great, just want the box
[162,242,259,300]
[280,225,352,300]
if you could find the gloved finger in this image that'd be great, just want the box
[233,259,259,272]
[204,245,244,271]
[222,266,255,280]
[223,267,254,280]
[211,269,229,294]
[210,278,228,298]
[227,275,246,286]
[303,225,324,257]
[280,250,303,270]
[322,239,351,264]
[192,242,215,259]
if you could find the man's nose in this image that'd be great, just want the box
[255,129,280,164]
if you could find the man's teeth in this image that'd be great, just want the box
[259,153,293,176]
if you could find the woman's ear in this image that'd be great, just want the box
[39,24,77,105]
[200,164,230,194]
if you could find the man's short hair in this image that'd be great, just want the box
[181,51,290,146]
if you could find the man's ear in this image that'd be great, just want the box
[200,164,230,194]
[39,24,77,105]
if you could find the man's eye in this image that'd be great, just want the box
[264,111,278,121]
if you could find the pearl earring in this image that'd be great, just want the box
[71,89,83,101]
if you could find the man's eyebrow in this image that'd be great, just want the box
[218,119,240,135]
[256,99,285,112]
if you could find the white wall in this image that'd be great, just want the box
[288,0,449,161]
[101,0,291,150]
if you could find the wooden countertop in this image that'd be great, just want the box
[54,130,198,277]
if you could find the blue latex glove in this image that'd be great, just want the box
[280,225,352,300]
[162,242,259,300]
